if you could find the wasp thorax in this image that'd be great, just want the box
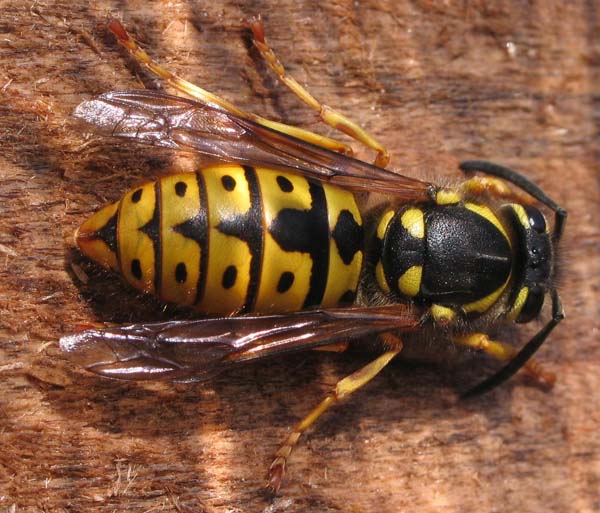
[376,203,514,316]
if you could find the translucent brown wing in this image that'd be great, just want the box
[73,90,434,199]
[60,305,423,382]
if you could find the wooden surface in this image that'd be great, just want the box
[1,1,599,512]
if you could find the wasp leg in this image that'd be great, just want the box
[460,176,534,204]
[312,341,349,353]
[249,19,390,168]
[107,19,352,155]
[268,334,403,494]
[453,333,556,389]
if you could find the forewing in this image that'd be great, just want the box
[74,90,433,199]
[60,305,423,382]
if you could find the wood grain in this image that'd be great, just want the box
[1,1,598,512]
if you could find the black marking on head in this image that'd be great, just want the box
[277,271,294,293]
[131,258,142,280]
[216,166,264,311]
[139,182,162,293]
[221,175,236,191]
[175,181,187,197]
[175,262,187,284]
[174,172,209,304]
[131,188,143,203]
[269,181,329,308]
[339,289,356,305]
[222,265,237,289]
[277,175,294,193]
[503,204,553,312]
[332,210,364,265]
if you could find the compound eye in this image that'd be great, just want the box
[517,286,545,323]
[525,205,547,234]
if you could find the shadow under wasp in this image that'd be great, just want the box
[60,18,566,493]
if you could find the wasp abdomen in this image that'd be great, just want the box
[75,165,364,314]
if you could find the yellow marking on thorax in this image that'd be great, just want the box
[375,261,390,294]
[462,282,508,314]
[435,189,461,205]
[376,210,395,239]
[375,210,396,293]
[397,265,422,297]
[401,208,424,239]
[464,203,510,242]
[461,203,511,313]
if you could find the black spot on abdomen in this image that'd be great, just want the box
[222,265,237,289]
[175,181,187,197]
[277,271,294,293]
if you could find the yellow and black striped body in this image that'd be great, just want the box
[76,165,364,314]
[76,164,551,325]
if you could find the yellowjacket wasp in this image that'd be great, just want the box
[61,18,566,493]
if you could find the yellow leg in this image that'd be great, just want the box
[453,333,555,388]
[249,19,391,168]
[107,19,352,155]
[461,176,534,204]
[267,334,403,493]
[312,341,349,353]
